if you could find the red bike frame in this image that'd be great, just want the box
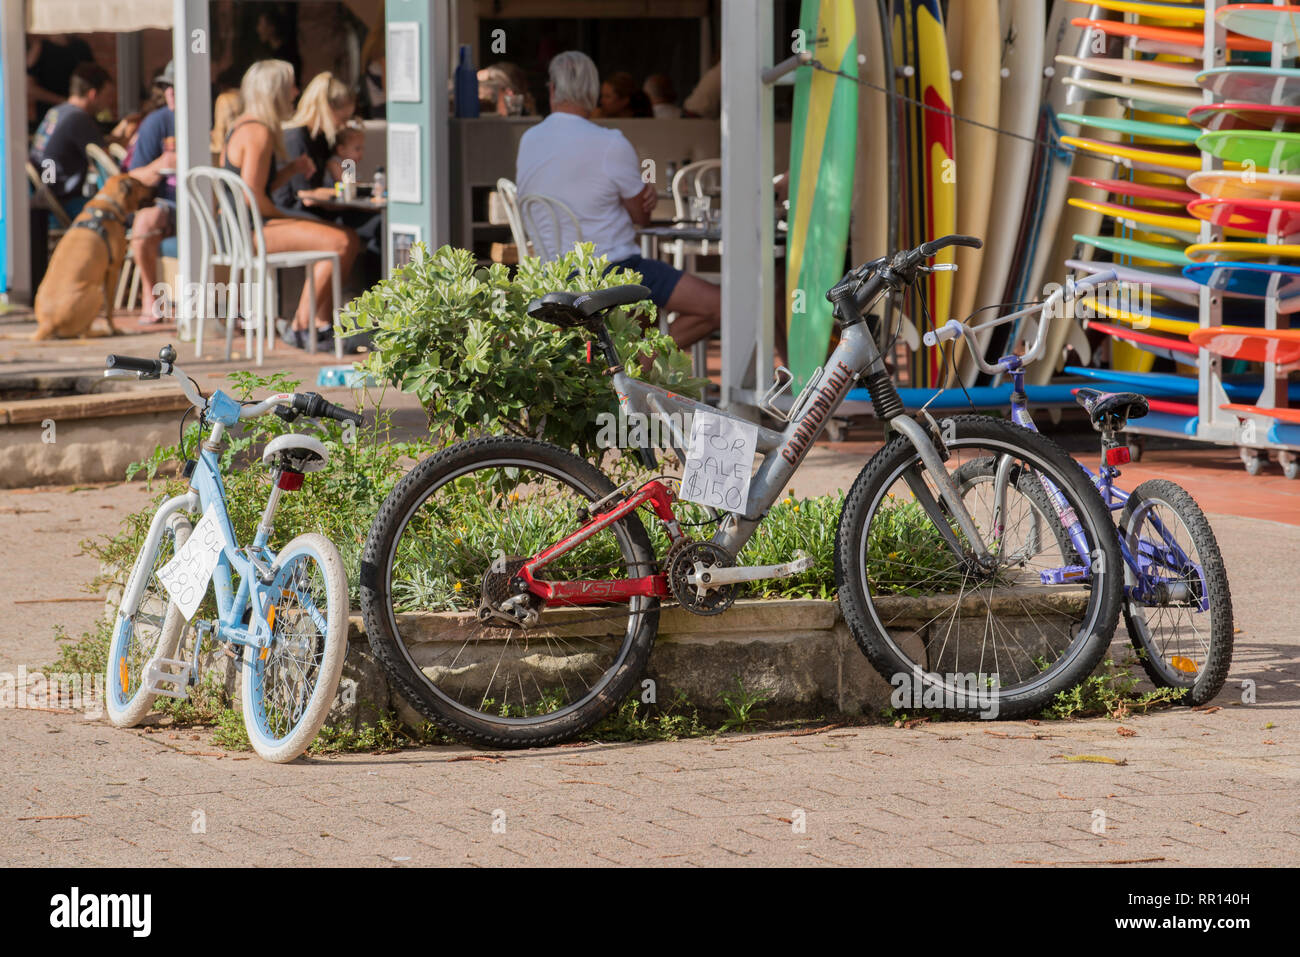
[516,480,682,604]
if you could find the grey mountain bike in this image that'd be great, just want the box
[360,235,1123,747]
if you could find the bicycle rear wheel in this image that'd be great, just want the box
[835,416,1122,719]
[1119,479,1233,706]
[359,436,659,748]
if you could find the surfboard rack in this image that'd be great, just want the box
[1081,0,1300,478]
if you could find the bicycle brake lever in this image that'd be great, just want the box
[273,404,300,422]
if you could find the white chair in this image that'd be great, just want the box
[668,159,722,377]
[517,193,583,261]
[670,159,721,221]
[494,177,530,256]
[184,166,343,364]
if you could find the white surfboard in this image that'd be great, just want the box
[964,0,1045,385]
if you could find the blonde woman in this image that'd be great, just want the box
[276,71,356,209]
[221,59,358,349]
[209,88,242,157]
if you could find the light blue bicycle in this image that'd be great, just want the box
[103,345,360,762]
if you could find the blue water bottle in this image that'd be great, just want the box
[454,45,479,118]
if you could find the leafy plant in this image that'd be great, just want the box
[583,690,707,742]
[336,243,703,459]
[718,677,769,733]
[1041,657,1187,720]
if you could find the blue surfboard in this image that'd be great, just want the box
[1183,261,1300,310]
[1065,366,1300,401]
[846,384,1082,410]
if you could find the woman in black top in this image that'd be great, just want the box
[222,60,357,348]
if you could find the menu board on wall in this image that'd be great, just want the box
[387,21,420,102]
[386,123,422,204]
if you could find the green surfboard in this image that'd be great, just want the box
[1197,129,1300,173]
[1074,233,1193,267]
[787,0,859,388]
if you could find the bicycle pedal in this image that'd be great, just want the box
[142,657,193,699]
[1040,565,1090,585]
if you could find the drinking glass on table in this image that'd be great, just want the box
[689,195,710,226]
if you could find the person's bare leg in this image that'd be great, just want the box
[663,273,720,350]
[131,205,168,321]
[263,219,358,332]
[309,228,358,327]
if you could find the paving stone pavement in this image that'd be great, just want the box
[2,478,1297,867]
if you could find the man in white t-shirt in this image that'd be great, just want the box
[516,51,720,349]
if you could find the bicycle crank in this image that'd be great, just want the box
[667,541,814,616]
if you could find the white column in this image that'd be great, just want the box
[720,0,775,415]
[2,0,31,303]
[173,0,211,338]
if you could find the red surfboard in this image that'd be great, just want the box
[1189,102,1300,132]
[1188,196,1300,236]
[1069,175,1198,207]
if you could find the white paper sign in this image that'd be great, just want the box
[387,22,420,102]
[156,505,226,620]
[386,123,422,204]
[680,411,758,512]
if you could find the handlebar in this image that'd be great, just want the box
[104,346,364,426]
[922,269,1119,374]
[827,234,984,324]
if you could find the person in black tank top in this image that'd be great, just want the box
[220,60,358,349]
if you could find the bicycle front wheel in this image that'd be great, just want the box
[241,533,349,763]
[106,515,192,728]
[359,436,659,749]
[1119,479,1233,706]
[835,416,1122,719]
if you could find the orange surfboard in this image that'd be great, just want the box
[1221,402,1300,424]
[1190,325,1300,364]
[1070,16,1271,51]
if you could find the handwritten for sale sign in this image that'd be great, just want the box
[680,410,758,512]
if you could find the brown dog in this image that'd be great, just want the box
[33,173,154,340]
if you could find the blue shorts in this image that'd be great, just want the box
[607,255,684,309]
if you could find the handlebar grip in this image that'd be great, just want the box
[105,354,163,375]
[919,234,983,256]
[923,320,964,348]
[293,392,363,426]
[1069,270,1118,295]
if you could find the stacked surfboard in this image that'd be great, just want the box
[1054,1,1300,459]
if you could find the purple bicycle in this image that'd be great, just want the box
[927,280,1234,706]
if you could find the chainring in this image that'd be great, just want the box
[667,541,737,616]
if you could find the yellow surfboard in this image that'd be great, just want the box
[1068,0,1204,24]
[1086,296,1200,336]
[1185,241,1300,263]
[1062,135,1239,173]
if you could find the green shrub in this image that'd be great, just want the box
[336,243,703,459]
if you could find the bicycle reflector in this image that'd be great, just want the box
[277,469,305,491]
[1105,446,1131,466]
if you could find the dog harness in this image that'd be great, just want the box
[69,197,127,267]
